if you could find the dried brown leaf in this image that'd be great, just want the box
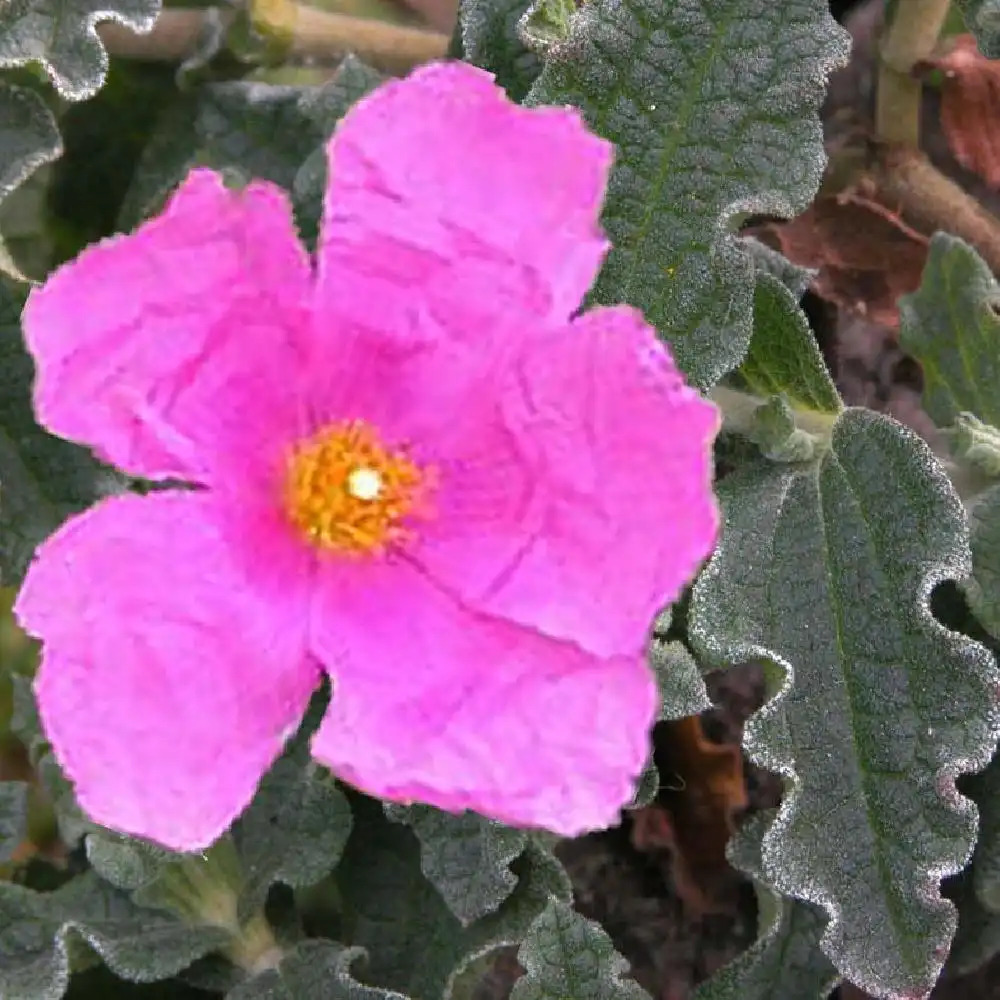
[923,34,1000,190]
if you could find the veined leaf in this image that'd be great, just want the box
[689,408,1000,997]
[738,273,842,416]
[526,0,849,388]
[510,897,650,1000]
[383,806,527,927]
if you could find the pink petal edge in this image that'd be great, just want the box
[316,61,613,349]
[23,170,313,483]
[308,557,656,836]
[409,304,721,659]
[15,493,319,851]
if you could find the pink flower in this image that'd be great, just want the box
[14,62,719,851]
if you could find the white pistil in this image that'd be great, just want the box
[347,467,382,501]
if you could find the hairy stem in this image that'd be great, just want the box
[875,0,952,145]
[875,148,1000,276]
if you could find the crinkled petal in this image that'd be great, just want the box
[14,493,319,851]
[23,170,313,483]
[309,559,654,835]
[316,61,611,343]
[410,306,720,659]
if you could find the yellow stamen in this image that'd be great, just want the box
[283,420,428,555]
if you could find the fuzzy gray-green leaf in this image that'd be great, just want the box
[0,83,62,280]
[120,58,382,231]
[336,797,571,999]
[526,0,848,388]
[459,0,542,101]
[235,755,353,920]
[0,0,159,100]
[693,812,839,1000]
[0,873,229,999]
[510,897,650,1000]
[899,234,1000,431]
[689,408,1000,997]
[966,483,1000,643]
[956,0,1000,57]
[0,782,28,862]
[226,940,411,1000]
[384,805,526,926]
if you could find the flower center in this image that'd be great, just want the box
[283,420,427,555]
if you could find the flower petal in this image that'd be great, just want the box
[316,61,612,341]
[14,492,319,851]
[23,170,312,482]
[410,306,721,659]
[309,558,655,835]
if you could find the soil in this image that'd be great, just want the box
[472,1,1000,997]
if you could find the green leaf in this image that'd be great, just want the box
[899,234,1000,431]
[383,805,527,926]
[0,781,28,862]
[0,880,73,1000]
[689,407,1000,997]
[0,0,159,100]
[7,674,89,849]
[288,56,383,251]
[0,83,62,280]
[955,0,1000,57]
[0,872,230,999]
[459,0,542,102]
[510,897,650,1000]
[226,940,411,1000]
[234,754,353,920]
[950,752,1000,974]
[88,748,352,926]
[0,279,116,587]
[336,796,571,999]
[120,57,383,232]
[738,274,842,416]
[693,812,839,1000]
[966,483,1000,642]
[46,60,179,263]
[525,0,849,388]
[746,238,814,302]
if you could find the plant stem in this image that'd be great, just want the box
[224,910,284,975]
[99,10,222,62]
[874,148,1000,276]
[875,0,952,145]
[256,0,448,70]
[709,385,840,442]
[98,4,448,72]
